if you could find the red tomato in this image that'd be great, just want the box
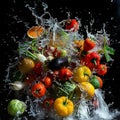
[96,64,107,75]
[43,76,52,88]
[84,38,96,51]
[33,62,42,75]
[59,68,73,80]
[65,19,79,31]
[43,98,54,110]
[31,83,46,98]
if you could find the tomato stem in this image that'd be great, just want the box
[35,89,41,94]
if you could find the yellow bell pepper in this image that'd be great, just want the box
[73,66,91,83]
[80,82,95,99]
[75,82,95,99]
[54,96,74,117]
[74,39,84,51]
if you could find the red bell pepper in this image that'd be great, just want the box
[84,37,96,51]
[81,52,100,69]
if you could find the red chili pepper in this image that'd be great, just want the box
[81,52,100,69]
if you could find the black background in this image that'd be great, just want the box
[1,0,120,119]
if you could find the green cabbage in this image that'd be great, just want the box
[7,99,27,116]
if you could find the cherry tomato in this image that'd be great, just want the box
[43,98,54,110]
[59,68,73,80]
[65,19,79,32]
[43,76,52,88]
[96,64,107,75]
[33,62,42,75]
[31,83,46,98]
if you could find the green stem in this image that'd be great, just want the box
[84,72,89,77]
[63,96,68,106]
[26,51,37,60]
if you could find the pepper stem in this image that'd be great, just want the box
[84,72,89,77]
[91,58,97,65]
[63,96,68,106]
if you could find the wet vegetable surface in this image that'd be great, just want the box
[1,0,120,120]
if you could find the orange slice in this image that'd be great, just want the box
[27,26,44,39]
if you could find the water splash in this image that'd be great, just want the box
[3,1,120,120]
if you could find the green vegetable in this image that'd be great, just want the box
[104,45,115,62]
[90,76,100,89]
[54,81,76,99]
[18,39,39,60]
[103,36,115,62]
[7,99,27,116]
